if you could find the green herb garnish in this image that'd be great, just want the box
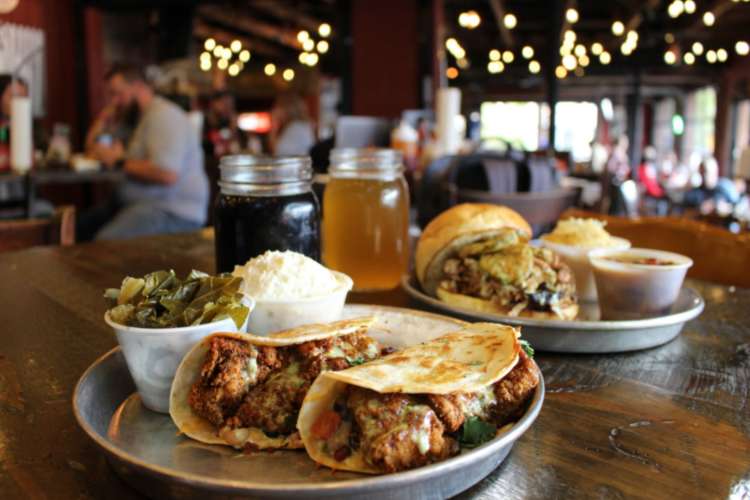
[520,339,534,358]
[459,416,497,448]
[347,356,366,366]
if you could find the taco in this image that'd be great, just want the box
[297,322,539,473]
[169,317,381,450]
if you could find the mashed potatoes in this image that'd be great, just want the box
[541,218,619,248]
[233,250,343,300]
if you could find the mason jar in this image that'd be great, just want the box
[323,148,410,291]
[214,155,320,273]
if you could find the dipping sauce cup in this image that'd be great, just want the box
[589,248,692,320]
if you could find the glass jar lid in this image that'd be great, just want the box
[329,148,403,175]
[219,155,313,184]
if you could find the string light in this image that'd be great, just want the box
[302,39,315,52]
[529,60,541,74]
[566,8,579,24]
[239,50,250,62]
[217,58,228,70]
[612,21,625,36]
[222,47,232,60]
[717,48,728,61]
[489,49,501,61]
[503,13,517,29]
[230,40,242,53]
[706,50,717,63]
[317,40,329,54]
[578,54,590,67]
[200,51,211,61]
[446,67,459,79]
[555,65,568,79]
[204,38,216,51]
[703,11,715,26]
[282,68,295,81]
[487,61,505,74]
[297,30,310,43]
[228,63,240,76]
[299,52,309,64]
[683,52,695,65]
[458,10,481,29]
[668,1,684,18]
[736,41,750,56]
[522,46,534,59]
[562,54,577,70]
[574,44,586,57]
[200,58,211,71]
[599,51,612,64]
[318,23,331,38]
[684,0,696,14]
[264,63,276,76]
[591,42,604,56]
[306,52,319,66]
[664,50,677,65]
[212,45,223,58]
[692,42,704,55]
[502,51,514,63]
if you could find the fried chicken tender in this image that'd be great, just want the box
[492,350,539,422]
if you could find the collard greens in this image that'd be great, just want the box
[105,269,249,329]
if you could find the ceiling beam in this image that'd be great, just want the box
[197,5,300,50]
[249,1,324,33]
[488,0,514,47]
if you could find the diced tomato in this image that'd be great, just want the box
[311,410,342,440]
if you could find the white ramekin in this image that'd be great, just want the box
[246,271,353,335]
[105,296,253,413]
[541,237,631,302]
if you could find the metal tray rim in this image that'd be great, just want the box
[402,274,705,331]
[73,307,544,495]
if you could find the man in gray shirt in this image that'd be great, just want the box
[79,64,209,240]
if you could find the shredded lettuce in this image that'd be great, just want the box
[459,416,497,448]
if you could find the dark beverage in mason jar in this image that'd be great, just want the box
[214,155,320,273]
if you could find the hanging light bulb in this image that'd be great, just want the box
[303,39,315,52]
[684,0,696,14]
[703,11,715,26]
[489,49,501,61]
[683,52,696,65]
[599,51,612,64]
[612,21,625,36]
[503,13,517,29]
[307,53,319,66]
[228,63,240,76]
[664,50,677,65]
[317,40,329,54]
[297,30,310,43]
[522,46,534,59]
[204,38,216,51]
[230,40,242,53]
[502,51,514,63]
[264,63,276,76]
[736,41,750,56]
[692,42,704,55]
[717,48,728,61]
[239,50,250,62]
[282,68,295,81]
[706,50,717,63]
[318,23,331,38]
[529,60,541,74]
[562,54,577,70]
[574,44,586,57]
[578,54,590,67]
[446,67,459,79]
[555,65,568,79]
[566,8,579,24]
[591,42,604,56]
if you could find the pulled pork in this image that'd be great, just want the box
[440,232,576,316]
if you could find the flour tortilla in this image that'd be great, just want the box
[169,317,375,450]
[297,322,522,473]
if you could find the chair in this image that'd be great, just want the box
[452,186,582,236]
[560,208,750,288]
[0,205,75,253]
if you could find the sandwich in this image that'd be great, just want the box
[169,317,382,450]
[297,323,539,473]
[415,203,578,320]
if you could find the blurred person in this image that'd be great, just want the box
[637,146,665,198]
[268,93,315,156]
[601,135,631,214]
[203,90,241,158]
[76,63,209,241]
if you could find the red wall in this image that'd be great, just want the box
[1,0,80,142]
[350,0,420,117]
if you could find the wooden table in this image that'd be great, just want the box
[0,231,748,499]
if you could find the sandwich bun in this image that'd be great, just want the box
[436,287,579,321]
[415,203,532,296]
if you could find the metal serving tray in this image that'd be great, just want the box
[402,275,705,353]
[73,304,544,500]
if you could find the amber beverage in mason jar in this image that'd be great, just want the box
[323,148,410,291]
